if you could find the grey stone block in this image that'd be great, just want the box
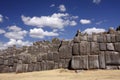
[46,61,54,70]
[91,42,100,55]
[54,62,59,69]
[41,61,47,70]
[79,41,90,55]
[72,43,79,55]
[99,52,106,69]
[53,52,59,62]
[37,54,42,62]
[105,51,120,65]
[79,56,88,70]
[16,63,23,73]
[88,35,93,42]
[47,52,53,61]
[0,57,4,65]
[89,55,99,69]
[106,66,118,70]
[28,63,34,72]
[71,56,80,69]
[106,34,111,42]
[116,35,120,42]
[111,34,116,42]
[114,43,120,52]
[80,35,87,41]
[99,43,106,51]
[65,59,71,68]
[73,36,80,43]
[107,43,114,51]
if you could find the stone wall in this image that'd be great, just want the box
[0,28,120,73]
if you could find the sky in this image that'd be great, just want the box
[0,0,120,49]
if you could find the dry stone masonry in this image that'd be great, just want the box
[0,28,120,73]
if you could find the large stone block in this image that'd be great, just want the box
[106,34,111,42]
[87,35,93,42]
[73,36,80,43]
[41,61,47,70]
[105,51,120,65]
[65,59,71,68]
[116,35,120,42]
[97,36,104,43]
[46,61,54,70]
[37,54,42,62]
[8,57,14,66]
[22,64,28,72]
[47,52,53,61]
[111,34,116,42]
[59,59,66,68]
[107,43,114,51]
[79,41,90,55]
[0,57,4,65]
[71,56,80,69]
[16,63,23,73]
[72,43,79,55]
[79,56,88,70]
[54,62,59,69]
[99,52,106,69]
[89,55,99,69]
[99,43,106,51]
[53,52,59,62]
[114,43,120,52]
[59,45,72,59]
[91,42,100,55]
[80,35,87,41]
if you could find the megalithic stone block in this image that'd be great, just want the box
[73,36,80,43]
[46,61,54,70]
[72,43,79,55]
[0,57,4,65]
[79,56,88,70]
[99,52,106,69]
[91,42,100,55]
[47,52,53,61]
[53,52,59,62]
[116,35,120,42]
[89,55,99,69]
[99,43,106,51]
[16,63,23,73]
[71,56,80,70]
[105,51,120,65]
[107,43,115,51]
[114,43,120,52]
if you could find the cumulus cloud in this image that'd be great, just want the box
[0,14,3,23]
[93,0,101,4]
[50,4,55,7]
[59,4,66,12]
[80,19,91,24]
[0,29,6,34]
[21,13,77,29]
[4,25,27,40]
[83,27,105,34]
[29,28,59,38]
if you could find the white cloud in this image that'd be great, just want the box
[83,27,105,34]
[93,0,101,4]
[0,39,31,49]
[50,4,55,7]
[29,28,59,38]
[59,4,66,12]
[0,29,6,34]
[7,25,22,31]
[21,13,77,29]
[4,25,27,40]
[70,21,77,26]
[0,14,3,23]
[80,19,91,24]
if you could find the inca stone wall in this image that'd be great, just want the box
[0,28,120,73]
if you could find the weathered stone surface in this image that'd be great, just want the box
[105,51,120,65]
[99,43,106,51]
[65,59,71,68]
[79,56,88,70]
[41,61,47,70]
[59,59,66,68]
[107,43,114,51]
[53,52,59,62]
[114,43,120,52]
[89,55,99,69]
[80,35,87,41]
[79,41,90,55]
[111,34,116,42]
[47,61,54,70]
[8,57,14,66]
[72,43,79,55]
[99,52,106,69]
[91,42,100,55]
[116,35,120,42]
[47,52,53,61]
[54,62,59,69]
[16,64,23,73]
[106,34,111,42]
[88,35,93,42]
[71,56,80,69]
[37,54,42,62]
[59,45,72,59]
[73,36,80,43]
[106,66,118,69]
[97,36,104,43]
[22,64,28,72]
[0,57,4,65]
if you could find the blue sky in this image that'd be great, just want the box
[0,0,120,49]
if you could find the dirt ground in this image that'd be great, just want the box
[0,69,120,80]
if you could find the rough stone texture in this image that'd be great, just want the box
[91,42,100,55]
[53,52,59,62]
[114,43,120,52]
[73,36,80,43]
[99,52,106,69]
[89,55,99,69]
[105,51,120,65]
[79,56,88,70]
[99,43,106,51]
[107,43,115,51]
[72,43,79,55]
[116,35,120,42]
[71,56,80,69]
[106,34,111,42]
[0,57,4,65]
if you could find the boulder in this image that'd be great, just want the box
[107,43,115,51]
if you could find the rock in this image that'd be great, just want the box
[72,43,79,55]
[99,52,106,69]
[88,55,99,69]
[73,36,80,43]
[71,56,80,70]
[106,66,118,70]
[53,52,59,62]
[37,54,42,62]
[111,34,116,42]
[107,43,114,51]
[90,42,100,55]
[97,35,106,43]
[106,34,111,42]
[114,43,120,52]
[87,35,93,42]
[0,57,4,65]
[79,56,88,70]
[16,64,23,73]
[46,61,54,70]
[59,59,66,68]
[116,35,120,42]
[99,43,106,51]
[47,52,53,61]
[108,27,116,34]
[105,51,120,65]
